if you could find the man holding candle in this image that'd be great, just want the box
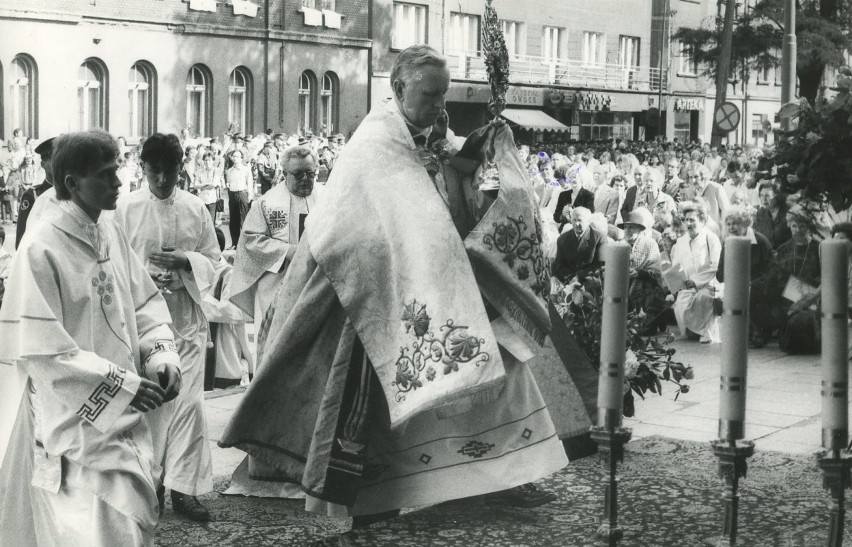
[114,133,221,521]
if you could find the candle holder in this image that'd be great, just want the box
[818,449,852,547]
[590,421,632,547]
[711,437,755,547]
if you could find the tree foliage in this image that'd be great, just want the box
[673,0,850,103]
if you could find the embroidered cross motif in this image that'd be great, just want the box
[267,209,288,232]
[77,364,126,422]
[457,440,496,459]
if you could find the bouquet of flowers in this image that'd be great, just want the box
[551,269,693,417]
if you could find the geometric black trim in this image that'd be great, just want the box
[77,363,126,422]
[522,428,533,440]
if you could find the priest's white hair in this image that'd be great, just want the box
[390,45,448,87]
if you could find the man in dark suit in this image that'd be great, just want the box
[551,163,594,230]
[553,206,604,283]
[16,137,54,248]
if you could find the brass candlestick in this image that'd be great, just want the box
[590,417,632,547]
[711,437,755,546]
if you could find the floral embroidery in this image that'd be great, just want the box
[92,270,115,305]
[393,300,491,402]
[483,214,551,299]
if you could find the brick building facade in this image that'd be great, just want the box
[0,0,370,143]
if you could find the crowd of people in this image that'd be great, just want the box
[530,136,851,352]
[0,42,851,547]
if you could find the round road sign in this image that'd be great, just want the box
[714,102,741,134]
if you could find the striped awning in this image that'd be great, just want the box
[500,108,569,133]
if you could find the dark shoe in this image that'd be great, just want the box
[351,509,400,529]
[157,485,165,518]
[483,483,557,508]
[170,490,212,522]
[749,337,767,349]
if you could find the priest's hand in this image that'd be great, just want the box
[131,378,166,412]
[151,249,190,272]
[160,363,182,403]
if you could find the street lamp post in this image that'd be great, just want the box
[780,0,796,134]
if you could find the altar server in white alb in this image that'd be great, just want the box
[0,130,182,546]
[114,133,221,521]
[226,145,318,345]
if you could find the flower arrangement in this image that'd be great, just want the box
[551,269,693,417]
[774,65,852,215]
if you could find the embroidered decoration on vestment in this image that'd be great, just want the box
[267,208,288,232]
[91,270,116,305]
[458,440,496,459]
[77,363,126,422]
[141,339,178,378]
[521,428,533,440]
[482,215,550,299]
[419,453,433,465]
[393,300,491,402]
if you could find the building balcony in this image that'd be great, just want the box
[447,51,668,93]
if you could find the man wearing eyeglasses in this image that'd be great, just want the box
[226,146,317,391]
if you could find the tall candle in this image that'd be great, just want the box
[820,239,849,451]
[597,242,630,430]
[719,236,750,441]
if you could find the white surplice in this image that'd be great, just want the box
[671,227,723,342]
[226,182,316,335]
[114,187,220,496]
[0,199,180,546]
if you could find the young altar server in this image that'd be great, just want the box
[114,133,221,521]
[0,130,182,546]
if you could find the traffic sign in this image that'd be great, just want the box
[714,102,741,134]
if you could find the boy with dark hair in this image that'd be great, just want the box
[114,132,220,521]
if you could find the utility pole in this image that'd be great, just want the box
[711,0,736,146]
[780,0,796,135]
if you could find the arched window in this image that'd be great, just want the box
[320,72,338,136]
[298,71,316,135]
[11,55,38,138]
[77,59,108,131]
[228,67,253,134]
[186,65,213,138]
[129,62,156,140]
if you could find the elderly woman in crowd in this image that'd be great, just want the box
[766,206,822,353]
[594,173,623,225]
[595,151,618,188]
[670,201,723,343]
[753,182,791,251]
[621,207,668,333]
[717,206,775,348]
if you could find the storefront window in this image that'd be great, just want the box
[673,111,692,142]
[574,111,632,141]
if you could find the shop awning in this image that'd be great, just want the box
[500,108,569,133]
